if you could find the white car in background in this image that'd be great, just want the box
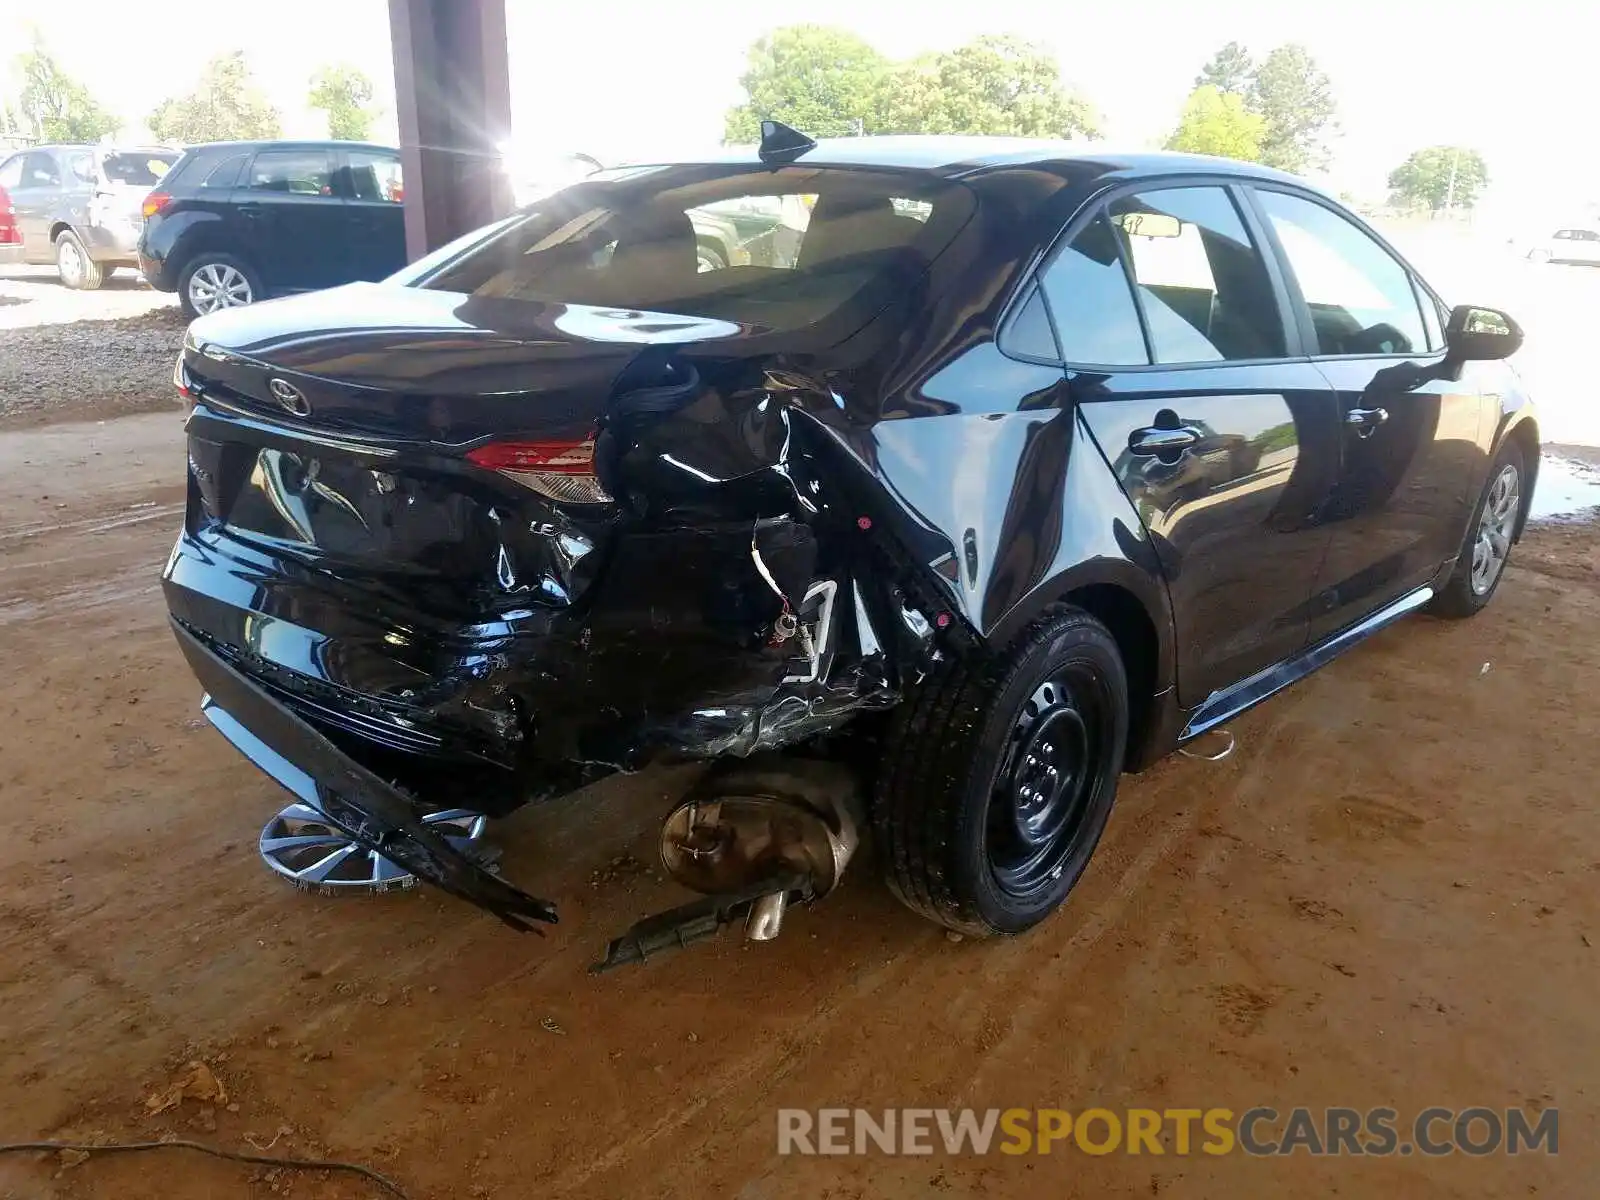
[1518,225,1600,265]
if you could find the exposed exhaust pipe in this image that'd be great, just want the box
[590,757,863,971]
[659,757,861,940]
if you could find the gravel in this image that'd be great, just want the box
[0,267,187,425]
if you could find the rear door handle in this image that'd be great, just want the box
[236,202,264,220]
[1128,425,1203,456]
[1346,407,1389,438]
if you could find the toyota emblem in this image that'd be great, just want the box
[268,378,311,417]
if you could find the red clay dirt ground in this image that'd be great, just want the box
[1,412,1596,1198]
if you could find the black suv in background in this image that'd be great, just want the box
[138,141,406,317]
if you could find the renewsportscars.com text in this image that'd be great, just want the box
[776,1106,1558,1157]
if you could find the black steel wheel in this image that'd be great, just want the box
[876,606,1129,936]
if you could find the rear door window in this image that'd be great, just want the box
[1037,215,1149,366]
[0,156,22,189]
[248,149,335,197]
[200,152,249,190]
[66,152,98,185]
[1110,187,1287,363]
[1256,189,1427,356]
[339,149,404,203]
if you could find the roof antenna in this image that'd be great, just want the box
[758,120,817,166]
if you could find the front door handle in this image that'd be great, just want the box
[1346,407,1389,438]
[1128,425,1203,456]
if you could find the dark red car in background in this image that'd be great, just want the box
[0,181,22,265]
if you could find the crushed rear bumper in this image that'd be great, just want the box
[172,618,559,931]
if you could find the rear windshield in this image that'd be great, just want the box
[100,151,178,186]
[412,164,974,333]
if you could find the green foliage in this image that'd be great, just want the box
[878,36,1098,138]
[308,63,377,140]
[1254,421,1297,455]
[1195,41,1254,97]
[1388,146,1488,211]
[309,64,378,141]
[149,52,282,144]
[724,26,889,142]
[15,35,119,143]
[723,26,1097,143]
[1246,44,1337,175]
[1166,86,1264,161]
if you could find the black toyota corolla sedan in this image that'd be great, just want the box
[162,128,1536,960]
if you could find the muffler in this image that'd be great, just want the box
[591,757,862,972]
[660,757,860,941]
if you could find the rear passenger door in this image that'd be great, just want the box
[1249,187,1491,643]
[1051,183,1343,708]
[235,147,347,294]
[334,148,407,280]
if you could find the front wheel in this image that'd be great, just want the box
[875,607,1129,937]
[1429,441,1524,618]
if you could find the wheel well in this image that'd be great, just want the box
[1506,419,1540,539]
[1059,583,1160,765]
[49,221,74,244]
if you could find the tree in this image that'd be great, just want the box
[309,65,377,141]
[1195,41,1254,97]
[722,27,1097,142]
[149,52,281,144]
[878,36,1099,139]
[1388,146,1488,212]
[1166,85,1265,161]
[15,35,119,143]
[1246,44,1337,175]
[723,26,889,142]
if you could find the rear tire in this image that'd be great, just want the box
[1429,440,1525,619]
[179,253,261,319]
[875,607,1128,937]
[55,231,104,290]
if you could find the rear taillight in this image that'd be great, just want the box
[142,191,172,220]
[466,437,613,504]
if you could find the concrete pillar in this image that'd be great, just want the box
[388,0,514,259]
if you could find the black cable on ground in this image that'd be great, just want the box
[0,1138,408,1198]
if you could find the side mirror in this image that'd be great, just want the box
[1446,304,1523,362]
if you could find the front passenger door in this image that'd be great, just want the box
[1057,185,1342,709]
[9,151,63,259]
[1251,188,1492,643]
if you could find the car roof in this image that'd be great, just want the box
[16,144,178,154]
[634,135,1312,187]
[175,140,398,153]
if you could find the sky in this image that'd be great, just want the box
[3,0,1595,217]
